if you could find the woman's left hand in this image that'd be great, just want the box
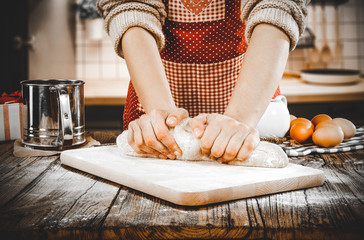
[190,113,260,163]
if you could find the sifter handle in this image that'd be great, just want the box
[57,86,73,147]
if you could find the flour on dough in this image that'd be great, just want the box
[116,118,288,168]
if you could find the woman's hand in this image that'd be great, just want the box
[127,108,188,159]
[190,114,260,163]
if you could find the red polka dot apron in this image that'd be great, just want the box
[123,0,280,129]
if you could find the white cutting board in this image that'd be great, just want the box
[60,146,325,206]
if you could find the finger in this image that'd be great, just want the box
[190,113,208,138]
[236,130,260,161]
[166,108,189,127]
[127,123,141,154]
[151,116,181,159]
[128,121,149,155]
[134,117,166,158]
[200,122,221,156]
[127,122,134,145]
[140,146,168,159]
[210,127,237,159]
[219,123,250,162]
[140,117,170,157]
[217,158,229,164]
[220,130,247,162]
[210,155,218,161]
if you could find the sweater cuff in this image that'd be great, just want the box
[245,8,300,51]
[108,10,165,58]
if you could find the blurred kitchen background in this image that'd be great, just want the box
[2,0,364,131]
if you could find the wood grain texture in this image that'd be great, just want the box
[0,145,59,206]
[0,131,364,239]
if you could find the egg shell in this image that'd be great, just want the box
[290,122,314,143]
[312,126,344,147]
[311,114,332,126]
[290,115,297,122]
[331,118,356,139]
[315,120,340,130]
[290,118,313,131]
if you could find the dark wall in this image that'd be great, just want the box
[1,0,28,93]
[85,106,124,131]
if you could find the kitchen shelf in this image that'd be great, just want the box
[84,79,128,106]
[281,77,364,103]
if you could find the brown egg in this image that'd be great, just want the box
[312,126,344,147]
[290,122,314,143]
[331,118,356,139]
[290,118,313,131]
[311,114,332,127]
[315,120,340,130]
[290,115,297,122]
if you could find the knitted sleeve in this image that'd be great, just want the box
[241,0,309,51]
[97,0,166,58]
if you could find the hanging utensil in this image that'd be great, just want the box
[309,4,320,64]
[333,3,343,65]
[320,2,331,68]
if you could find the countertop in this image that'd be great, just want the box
[85,80,129,106]
[0,131,363,239]
[280,77,364,103]
[84,77,364,106]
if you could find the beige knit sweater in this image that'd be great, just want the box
[97,0,309,58]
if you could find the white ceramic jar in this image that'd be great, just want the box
[256,95,290,138]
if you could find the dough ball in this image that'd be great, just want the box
[117,118,288,168]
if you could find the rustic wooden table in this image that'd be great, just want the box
[0,131,363,239]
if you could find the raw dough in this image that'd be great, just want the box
[116,118,288,168]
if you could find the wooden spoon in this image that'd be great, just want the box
[333,4,343,64]
[320,3,331,68]
[310,4,320,64]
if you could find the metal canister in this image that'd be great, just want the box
[21,79,85,149]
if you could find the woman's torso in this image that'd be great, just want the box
[123,0,280,129]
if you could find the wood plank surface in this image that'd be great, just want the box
[0,131,363,239]
[0,145,59,206]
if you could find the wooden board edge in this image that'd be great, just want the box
[60,147,326,207]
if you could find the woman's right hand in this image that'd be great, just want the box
[127,108,188,159]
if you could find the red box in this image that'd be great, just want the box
[0,91,23,141]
